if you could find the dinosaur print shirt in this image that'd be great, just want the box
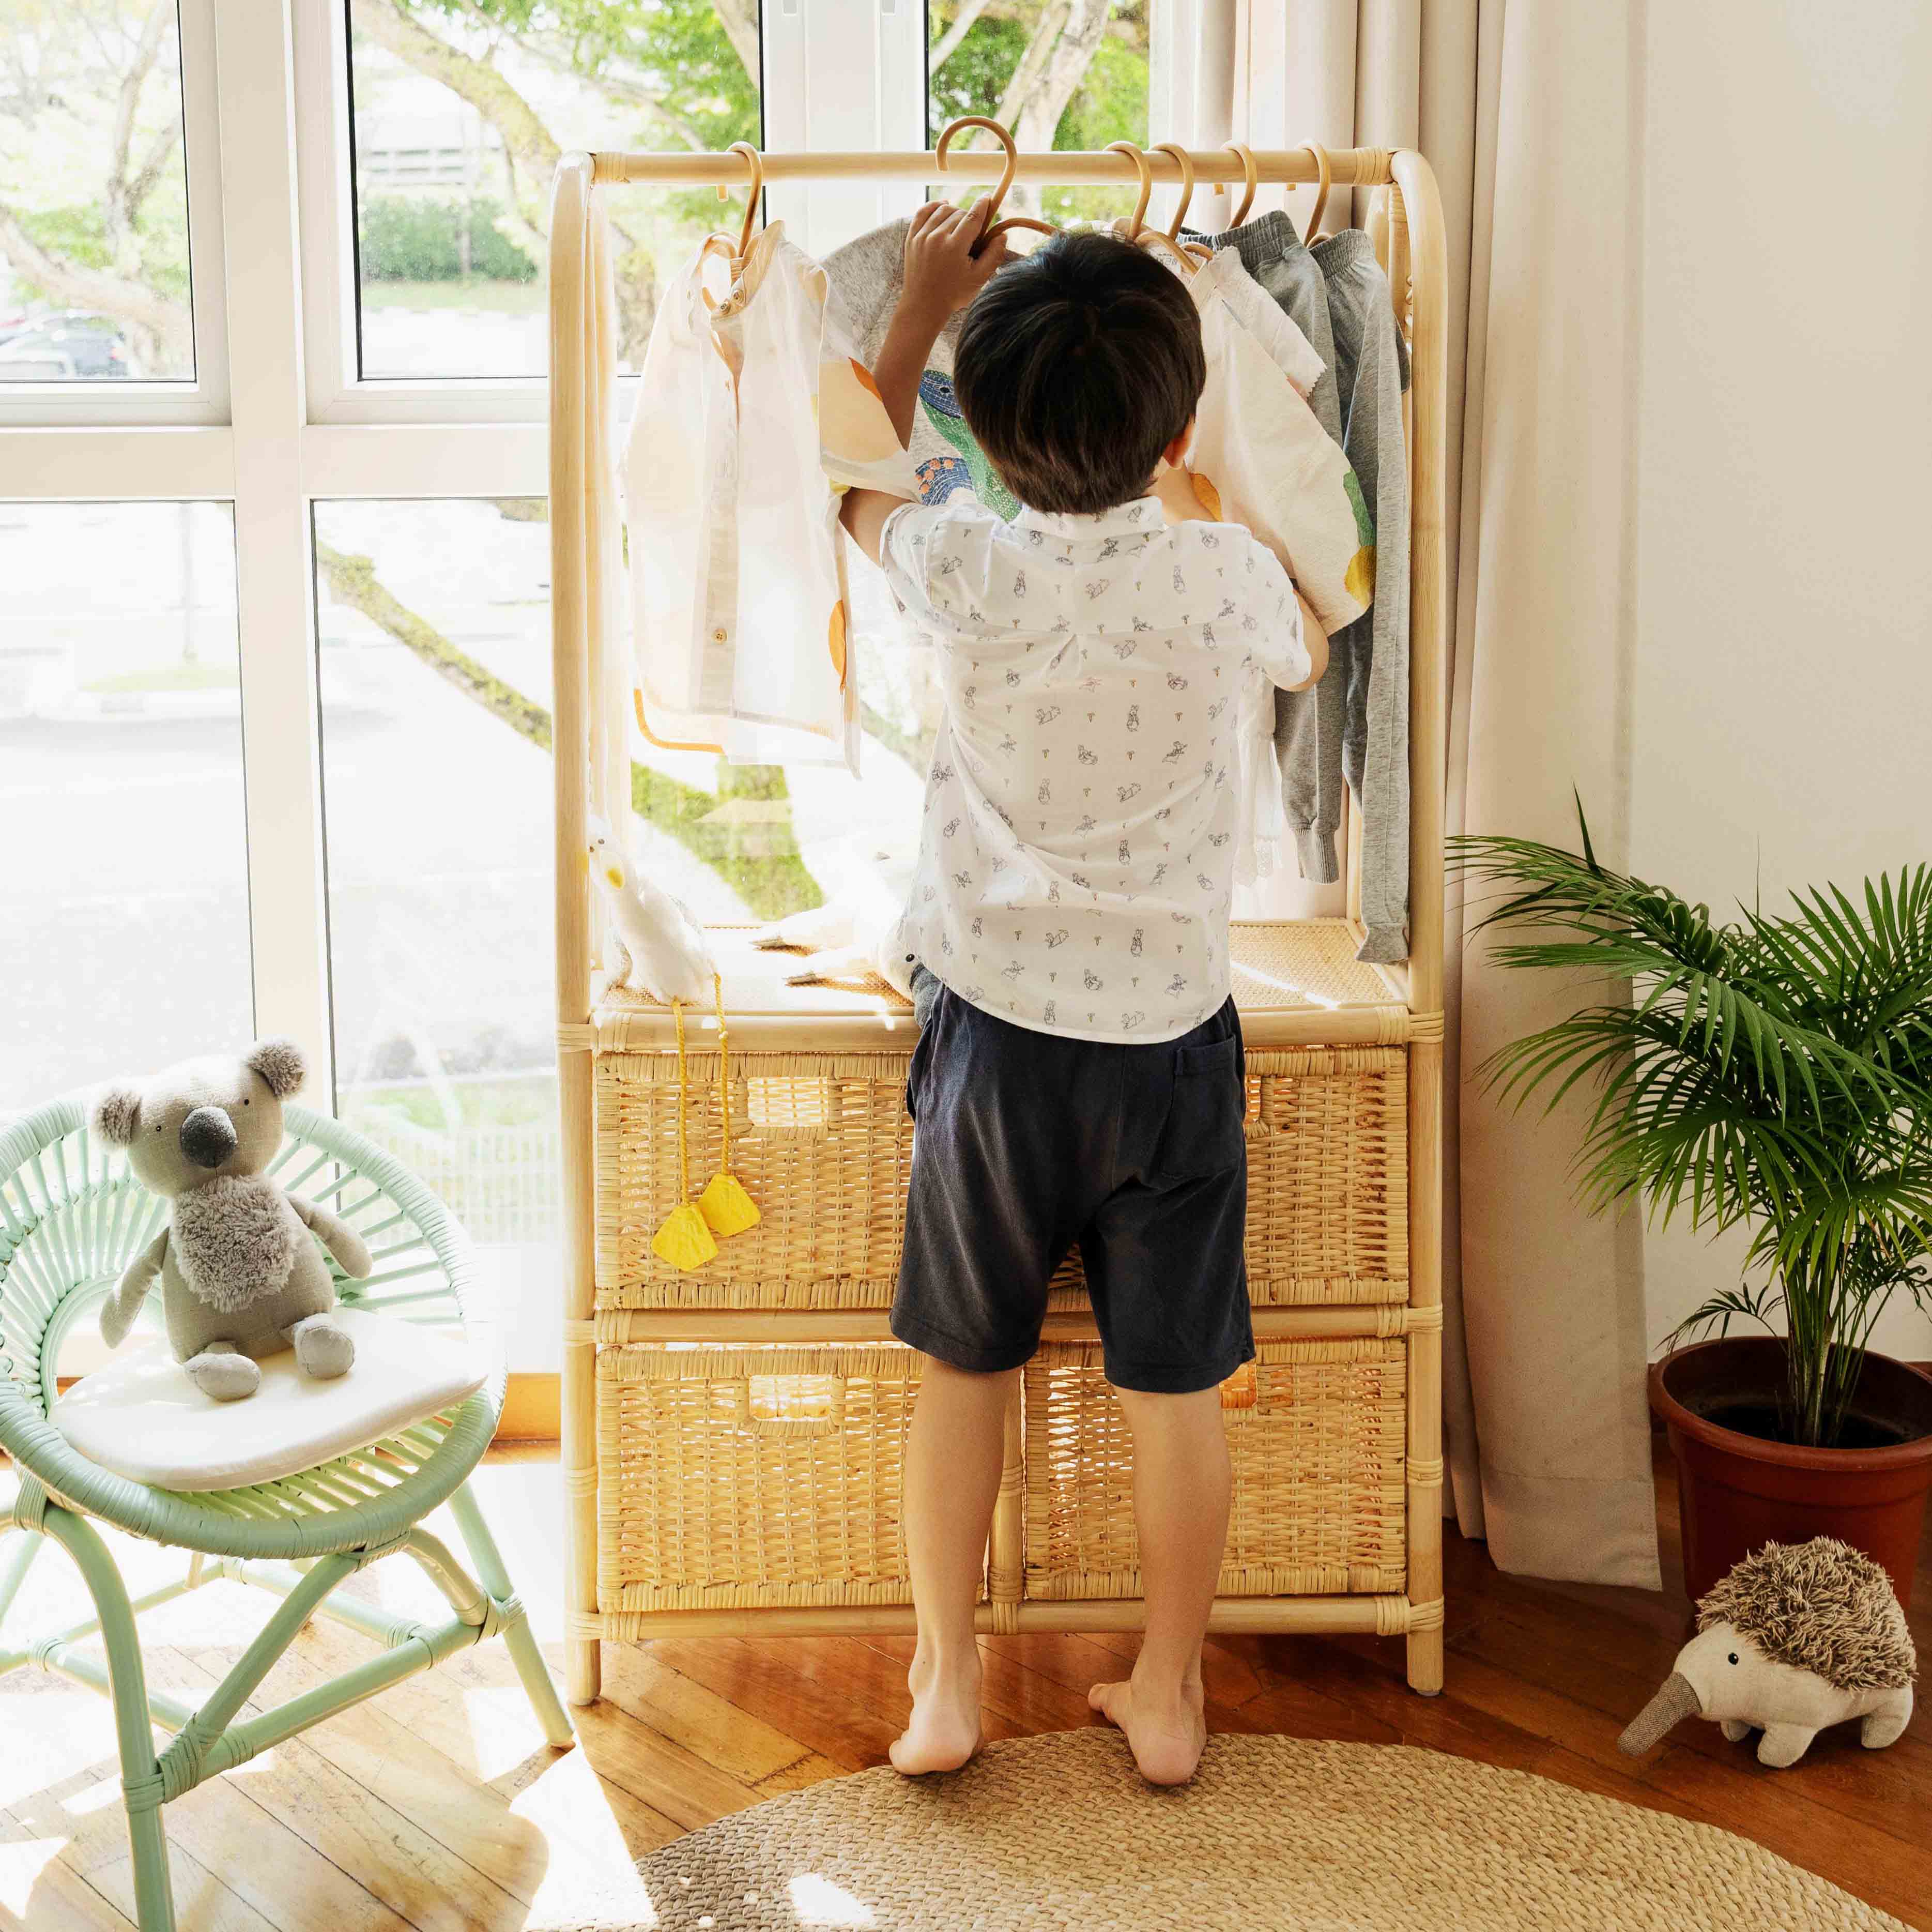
[879,495,1310,1043]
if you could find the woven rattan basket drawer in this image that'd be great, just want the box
[595,1344,924,1613]
[1021,1338,1407,1601]
[596,1041,1406,1312]
[594,1050,913,1309]
[1044,1046,1410,1309]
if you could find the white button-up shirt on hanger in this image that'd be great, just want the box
[624,221,918,772]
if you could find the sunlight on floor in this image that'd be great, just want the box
[464,1679,554,1781]
[0,1684,119,1808]
[55,1772,121,1817]
[0,1833,65,1918]
[791,1870,878,1926]
[519,1754,664,1930]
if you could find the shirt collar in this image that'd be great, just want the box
[1012,497,1162,542]
[695,219,787,325]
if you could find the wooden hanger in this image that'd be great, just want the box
[1222,141,1259,230]
[1304,140,1334,241]
[936,115,1055,253]
[1150,142,1215,264]
[698,141,764,282]
[1107,139,1154,239]
[1108,140,1193,274]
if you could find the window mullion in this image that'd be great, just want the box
[213,0,334,1096]
[773,0,925,257]
[177,0,233,418]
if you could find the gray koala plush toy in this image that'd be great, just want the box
[93,1040,372,1402]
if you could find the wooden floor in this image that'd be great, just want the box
[2,1441,1926,1931]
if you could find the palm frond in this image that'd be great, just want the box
[1664,1280,1782,1355]
[1452,804,1932,1448]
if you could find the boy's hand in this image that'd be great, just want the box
[902,201,1010,327]
[839,201,1011,564]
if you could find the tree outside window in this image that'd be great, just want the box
[0,1,193,380]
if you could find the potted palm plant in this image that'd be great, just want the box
[1456,811,1932,1605]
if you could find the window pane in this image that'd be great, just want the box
[314,499,929,1361]
[0,503,247,1114]
[347,2,761,380]
[0,3,194,382]
[927,0,1148,226]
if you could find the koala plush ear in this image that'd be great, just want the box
[246,1037,307,1099]
[93,1085,143,1147]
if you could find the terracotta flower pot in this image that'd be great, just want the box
[1650,1336,1932,1608]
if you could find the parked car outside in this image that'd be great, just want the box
[0,311,131,378]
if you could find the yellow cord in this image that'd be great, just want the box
[713,972,731,1149]
[671,998,692,1200]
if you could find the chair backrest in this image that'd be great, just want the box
[0,1097,501,1556]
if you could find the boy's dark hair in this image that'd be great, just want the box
[953,230,1205,516]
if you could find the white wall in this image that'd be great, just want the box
[1632,1,1932,1360]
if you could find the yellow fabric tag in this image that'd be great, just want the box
[652,1201,719,1272]
[698,1171,761,1239]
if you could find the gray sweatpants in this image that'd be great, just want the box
[1197,214,1412,960]
[1312,229,1410,964]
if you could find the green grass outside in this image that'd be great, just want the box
[343,1071,557,1132]
[85,662,238,694]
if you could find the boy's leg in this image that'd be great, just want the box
[1087,1386,1232,1785]
[891,988,1109,1773]
[892,1359,1017,1774]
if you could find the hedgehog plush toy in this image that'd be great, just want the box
[1620,1538,1916,1768]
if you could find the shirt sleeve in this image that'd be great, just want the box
[1240,535,1312,691]
[807,256,922,500]
[877,500,945,623]
[878,498,1008,639]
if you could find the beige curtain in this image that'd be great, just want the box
[1229,0,1663,1586]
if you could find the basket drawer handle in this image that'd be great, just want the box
[1221,1365,1290,1426]
[1219,1362,1256,1411]
[733,1373,848,1436]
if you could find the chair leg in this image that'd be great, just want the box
[125,1799,176,1932]
[446,1481,575,1749]
[38,1506,177,1932]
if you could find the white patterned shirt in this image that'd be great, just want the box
[879,495,1309,1043]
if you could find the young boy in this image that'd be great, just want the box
[838,202,1327,1787]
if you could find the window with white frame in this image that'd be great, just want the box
[2,0,1154,1370]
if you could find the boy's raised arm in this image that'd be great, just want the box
[840,204,1009,565]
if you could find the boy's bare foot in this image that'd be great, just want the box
[890,1651,984,1775]
[1087,1672,1207,1786]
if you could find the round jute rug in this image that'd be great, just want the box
[626,1728,1905,1931]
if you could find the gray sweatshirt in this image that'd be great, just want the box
[1199,213,1410,960]
[1310,228,1410,963]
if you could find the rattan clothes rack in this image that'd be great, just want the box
[548,143,1448,1708]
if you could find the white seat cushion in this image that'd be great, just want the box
[51,1307,489,1493]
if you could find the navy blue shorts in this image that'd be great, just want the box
[892,980,1253,1394]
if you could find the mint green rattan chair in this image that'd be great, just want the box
[0,1095,573,1932]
